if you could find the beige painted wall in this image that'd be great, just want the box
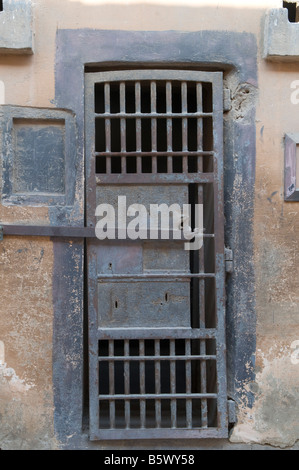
[231,59,299,447]
[0,0,298,449]
[0,0,281,107]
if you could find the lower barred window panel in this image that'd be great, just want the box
[97,338,218,430]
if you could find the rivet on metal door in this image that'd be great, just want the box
[85,70,227,440]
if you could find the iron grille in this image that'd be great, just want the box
[97,337,217,430]
[85,70,227,440]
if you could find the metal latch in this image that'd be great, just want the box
[223,88,231,113]
[0,225,3,241]
[225,247,233,273]
[228,399,237,424]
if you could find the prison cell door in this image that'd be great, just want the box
[85,70,227,440]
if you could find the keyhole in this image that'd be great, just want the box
[114,300,118,309]
[108,263,112,270]
[161,293,168,305]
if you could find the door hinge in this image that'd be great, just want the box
[223,88,231,113]
[228,399,237,424]
[225,247,233,273]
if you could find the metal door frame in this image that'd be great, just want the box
[48,28,257,448]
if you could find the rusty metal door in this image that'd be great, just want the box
[85,70,227,440]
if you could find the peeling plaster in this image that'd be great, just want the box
[0,341,34,393]
[230,346,299,448]
[0,362,34,394]
[230,83,258,124]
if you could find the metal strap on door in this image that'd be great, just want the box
[0,225,95,240]
[85,70,227,440]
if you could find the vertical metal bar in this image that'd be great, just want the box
[124,339,130,429]
[197,83,203,172]
[200,340,208,427]
[197,82,205,332]
[197,80,207,428]
[198,184,206,329]
[151,81,157,173]
[120,82,126,173]
[139,340,146,428]
[86,75,100,437]
[212,76,227,432]
[108,340,115,428]
[135,82,142,173]
[86,74,98,230]
[197,87,206,436]
[166,81,173,173]
[198,182,208,427]
[155,339,161,428]
[185,339,192,428]
[170,340,176,428]
[181,82,188,173]
[104,83,111,174]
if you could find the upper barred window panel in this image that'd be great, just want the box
[92,74,217,179]
[94,80,213,115]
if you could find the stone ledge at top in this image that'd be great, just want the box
[0,0,33,55]
[264,8,299,61]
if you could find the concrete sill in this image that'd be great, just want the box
[263,8,299,61]
[0,0,33,55]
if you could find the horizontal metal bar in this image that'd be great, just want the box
[0,225,214,241]
[98,355,216,361]
[95,151,214,157]
[94,112,213,119]
[96,173,214,184]
[0,225,96,238]
[98,273,215,280]
[98,393,217,400]
[87,68,222,83]
[93,229,213,241]
[97,328,216,340]
[90,427,228,441]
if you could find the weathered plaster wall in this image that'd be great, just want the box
[230,60,299,448]
[0,235,57,449]
[0,0,298,450]
[0,187,57,448]
[0,102,82,449]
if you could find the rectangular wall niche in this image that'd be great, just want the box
[285,133,299,201]
[13,118,66,195]
[0,106,77,206]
